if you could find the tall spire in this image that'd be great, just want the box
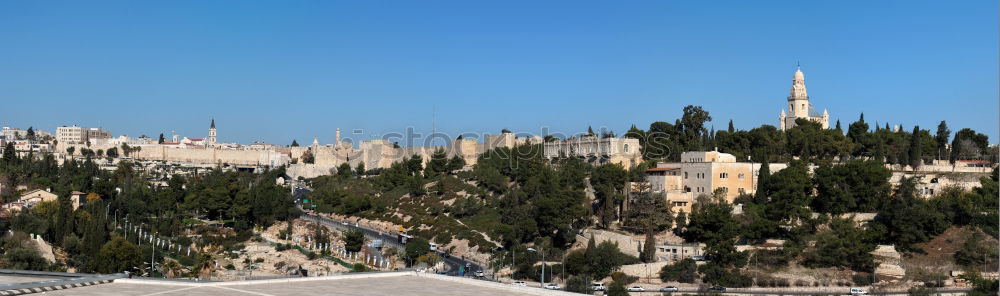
[210,119,215,129]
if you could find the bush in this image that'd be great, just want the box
[351,263,368,272]
[853,273,874,286]
[254,258,264,263]
[565,275,593,294]
[659,258,698,283]
[225,264,235,270]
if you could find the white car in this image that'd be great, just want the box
[659,286,679,292]
[512,281,526,287]
[850,288,868,295]
[474,271,484,277]
[590,283,606,291]
[544,283,561,290]
[628,286,646,292]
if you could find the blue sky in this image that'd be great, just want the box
[1,1,996,146]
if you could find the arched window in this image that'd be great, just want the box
[624,144,629,153]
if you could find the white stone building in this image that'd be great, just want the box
[779,66,829,130]
[543,136,642,168]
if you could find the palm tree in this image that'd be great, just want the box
[162,260,182,278]
[197,253,214,279]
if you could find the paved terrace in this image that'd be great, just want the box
[39,271,576,296]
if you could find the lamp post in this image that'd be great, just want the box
[527,247,544,288]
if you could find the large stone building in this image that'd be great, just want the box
[642,151,787,214]
[543,136,642,168]
[56,126,88,144]
[779,66,829,130]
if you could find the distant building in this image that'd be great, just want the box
[208,119,217,145]
[56,126,88,144]
[779,66,829,130]
[641,151,788,212]
[543,136,642,168]
[87,128,112,141]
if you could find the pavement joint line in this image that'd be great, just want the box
[210,285,278,296]
[140,285,201,296]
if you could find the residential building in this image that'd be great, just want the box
[642,151,788,212]
[56,126,88,144]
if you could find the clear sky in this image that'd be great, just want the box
[1,1,996,146]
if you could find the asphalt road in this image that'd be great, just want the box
[292,186,484,277]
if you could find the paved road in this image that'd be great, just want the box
[292,187,484,277]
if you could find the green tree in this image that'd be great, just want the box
[659,258,698,283]
[446,155,466,172]
[425,149,448,176]
[343,230,365,252]
[870,177,948,252]
[935,121,950,160]
[641,230,656,263]
[404,237,430,265]
[97,236,142,274]
[354,162,366,176]
[909,126,923,169]
[336,163,352,179]
[802,217,877,272]
[158,133,165,144]
[954,231,998,268]
[565,275,593,294]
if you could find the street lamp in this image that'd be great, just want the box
[527,247,544,288]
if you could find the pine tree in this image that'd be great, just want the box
[587,126,595,136]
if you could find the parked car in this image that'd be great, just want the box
[627,286,646,292]
[474,270,484,277]
[544,283,561,290]
[709,285,726,292]
[512,281,526,287]
[850,288,868,295]
[591,282,606,291]
[659,286,679,292]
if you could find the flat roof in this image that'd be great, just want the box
[647,167,680,172]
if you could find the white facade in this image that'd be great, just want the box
[779,67,830,130]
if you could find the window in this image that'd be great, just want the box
[624,144,629,152]
[720,173,728,178]
[738,188,745,194]
[684,172,688,179]
[738,173,745,179]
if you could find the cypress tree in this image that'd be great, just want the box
[641,230,657,263]
[909,126,922,169]
[755,158,770,203]
[727,120,735,133]
[835,120,842,132]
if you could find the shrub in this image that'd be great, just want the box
[853,273,874,286]
[225,264,235,270]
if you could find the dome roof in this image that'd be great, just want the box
[793,67,805,81]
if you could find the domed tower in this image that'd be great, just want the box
[788,66,810,119]
[208,119,217,145]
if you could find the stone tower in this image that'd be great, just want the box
[788,67,809,119]
[779,66,829,130]
[208,119,217,145]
